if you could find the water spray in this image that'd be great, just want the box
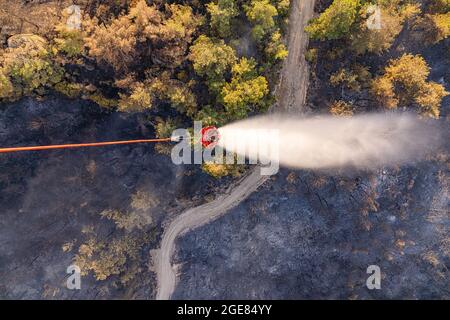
[217,113,441,170]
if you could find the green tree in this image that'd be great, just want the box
[207,0,239,38]
[149,73,197,116]
[189,35,237,91]
[245,0,279,41]
[276,0,291,17]
[195,106,227,127]
[118,83,152,112]
[54,24,85,58]
[153,4,203,67]
[0,68,14,99]
[305,0,360,40]
[87,92,118,109]
[265,31,289,61]
[153,117,178,155]
[220,57,269,119]
[1,35,63,97]
[54,81,84,99]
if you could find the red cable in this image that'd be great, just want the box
[0,138,172,153]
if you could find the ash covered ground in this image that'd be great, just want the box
[0,96,448,299]
[173,165,449,299]
[172,96,450,300]
[172,89,450,299]
[0,96,221,299]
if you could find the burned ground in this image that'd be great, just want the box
[0,96,224,299]
[0,97,448,300]
[173,162,449,299]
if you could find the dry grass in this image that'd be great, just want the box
[131,190,159,211]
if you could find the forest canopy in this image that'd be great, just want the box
[305,0,449,118]
[0,0,290,177]
[0,0,289,125]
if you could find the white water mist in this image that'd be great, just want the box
[217,113,441,170]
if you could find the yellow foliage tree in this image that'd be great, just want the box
[75,235,145,281]
[351,8,403,54]
[84,15,137,72]
[0,34,63,99]
[421,12,450,44]
[329,100,354,116]
[371,54,449,117]
[118,83,152,112]
[202,157,246,178]
[220,57,269,119]
[54,24,85,58]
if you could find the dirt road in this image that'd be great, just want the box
[277,0,315,113]
[155,0,316,300]
[155,169,269,300]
